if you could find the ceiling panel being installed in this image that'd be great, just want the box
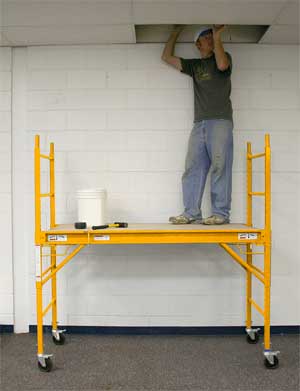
[135,25,269,44]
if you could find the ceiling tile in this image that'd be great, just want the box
[133,1,288,25]
[3,1,132,26]
[3,24,135,45]
[259,24,299,43]
[274,1,299,25]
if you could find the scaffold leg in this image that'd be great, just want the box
[263,243,279,369]
[51,246,66,345]
[245,244,260,344]
[36,246,53,372]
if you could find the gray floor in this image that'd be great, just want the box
[1,333,299,391]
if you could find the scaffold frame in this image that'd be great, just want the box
[34,134,279,372]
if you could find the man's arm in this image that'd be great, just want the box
[161,25,185,71]
[213,25,230,71]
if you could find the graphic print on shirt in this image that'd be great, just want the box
[194,63,211,81]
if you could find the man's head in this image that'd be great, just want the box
[194,27,214,58]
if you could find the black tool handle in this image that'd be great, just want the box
[92,224,109,230]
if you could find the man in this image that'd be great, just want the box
[161,25,233,225]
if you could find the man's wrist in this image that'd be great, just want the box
[213,33,222,42]
[172,30,181,37]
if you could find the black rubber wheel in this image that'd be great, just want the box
[246,332,259,344]
[264,356,279,369]
[52,333,65,345]
[38,357,53,372]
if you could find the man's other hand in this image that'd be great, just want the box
[213,24,226,38]
[173,24,186,34]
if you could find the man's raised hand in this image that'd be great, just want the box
[213,24,226,37]
[173,24,186,34]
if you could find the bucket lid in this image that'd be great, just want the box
[76,188,106,194]
[76,188,107,198]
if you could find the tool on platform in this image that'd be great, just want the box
[74,221,128,230]
[92,222,128,230]
[74,222,87,229]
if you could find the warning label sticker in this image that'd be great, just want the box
[94,235,110,241]
[48,235,68,242]
[238,233,258,240]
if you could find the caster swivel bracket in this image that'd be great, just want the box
[37,353,53,367]
[264,349,280,366]
[52,328,66,341]
[246,327,260,340]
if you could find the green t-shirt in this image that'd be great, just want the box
[180,52,233,122]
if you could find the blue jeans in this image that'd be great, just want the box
[182,119,233,219]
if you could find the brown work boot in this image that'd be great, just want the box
[169,214,196,225]
[202,215,229,225]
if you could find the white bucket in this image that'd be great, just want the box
[76,188,107,227]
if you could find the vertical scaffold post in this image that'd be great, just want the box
[35,135,41,244]
[36,246,43,356]
[50,244,66,345]
[35,135,53,371]
[36,244,53,371]
[246,142,253,331]
[51,246,58,334]
[263,134,279,368]
[264,134,271,350]
[49,142,56,229]
[34,136,45,359]
[247,142,253,228]
[49,142,59,340]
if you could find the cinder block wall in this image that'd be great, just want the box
[8,43,300,328]
[0,48,13,325]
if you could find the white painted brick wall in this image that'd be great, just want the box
[11,43,300,328]
[0,48,13,324]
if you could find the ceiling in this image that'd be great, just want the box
[0,0,298,46]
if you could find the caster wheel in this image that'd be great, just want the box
[52,333,65,345]
[246,332,259,344]
[264,356,279,369]
[38,357,53,372]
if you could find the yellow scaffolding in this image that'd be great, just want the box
[34,134,279,372]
